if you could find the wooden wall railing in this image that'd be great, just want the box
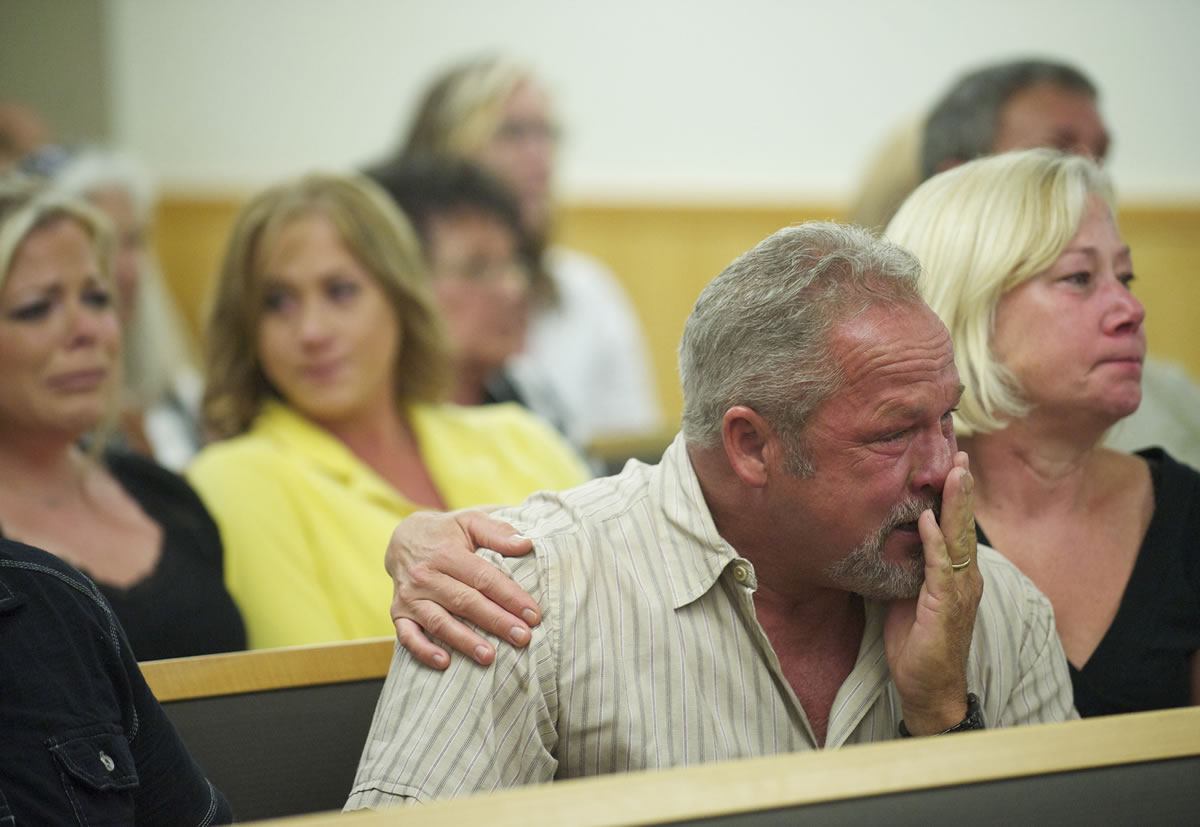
[155,197,1200,426]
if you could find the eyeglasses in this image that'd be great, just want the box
[492,119,561,146]
[438,257,531,288]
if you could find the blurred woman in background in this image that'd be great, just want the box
[388,55,662,445]
[51,148,204,470]
[0,173,244,659]
[188,172,589,650]
[368,156,564,421]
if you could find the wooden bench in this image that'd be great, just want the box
[245,705,1200,825]
[141,637,395,821]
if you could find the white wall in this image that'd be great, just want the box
[106,0,1200,201]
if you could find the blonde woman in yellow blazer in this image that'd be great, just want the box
[188,173,588,650]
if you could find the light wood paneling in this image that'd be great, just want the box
[154,198,1200,427]
[555,203,848,425]
[154,195,245,338]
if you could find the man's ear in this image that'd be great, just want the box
[721,406,776,488]
[934,157,965,175]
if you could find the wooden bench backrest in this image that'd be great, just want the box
[141,637,395,821]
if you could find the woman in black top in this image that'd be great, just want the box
[888,149,1200,715]
[0,174,244,659]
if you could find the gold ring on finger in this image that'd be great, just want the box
[950,557,972,571]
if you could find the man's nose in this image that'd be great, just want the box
[909,427,954,495]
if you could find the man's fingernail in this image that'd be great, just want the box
[513,533,530,541]
[474,645,491,663]
[963,471,974,494]
[521,608,539,625]
[510,626,528,644]
[432,652,448,668]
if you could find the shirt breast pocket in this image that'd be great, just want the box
[47,726,139,826]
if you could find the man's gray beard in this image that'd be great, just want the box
[825,498,937,600]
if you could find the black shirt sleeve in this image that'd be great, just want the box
[0,538,233,824]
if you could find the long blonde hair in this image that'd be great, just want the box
[203,172,452,439]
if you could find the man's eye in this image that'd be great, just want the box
[7,300,52,321]
[880,429,908,443]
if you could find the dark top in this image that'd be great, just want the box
[977,448,1200,717]
[0,537,233,825]
[0,452,246,661]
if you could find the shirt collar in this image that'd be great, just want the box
[251,400,414,511]
[649,434,750,610]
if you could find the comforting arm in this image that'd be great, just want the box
[349,550,559,807]
[386,509,541,668]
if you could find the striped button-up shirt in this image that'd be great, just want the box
[346,435,1075,807]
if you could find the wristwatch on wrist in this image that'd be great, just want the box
[898,693,985,737]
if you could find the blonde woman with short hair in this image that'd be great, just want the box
[188,172,589,650]
[887,149,1200,716]
[0,174,244,659]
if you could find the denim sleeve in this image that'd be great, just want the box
[116,618,234,825]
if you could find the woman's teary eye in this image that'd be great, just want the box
[7,299,52,322]
[262,289,290,312]
[1118,272,1136,288]
[1062,271,1091,286]
[83,288,112,309]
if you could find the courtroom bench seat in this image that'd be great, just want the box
[141,637,395,821]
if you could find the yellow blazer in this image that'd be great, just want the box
[188,400,590,649]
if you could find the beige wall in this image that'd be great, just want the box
[0,0,111,146]
[108,1,1200,201]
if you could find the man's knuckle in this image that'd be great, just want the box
[396,625,416,648]
[423,611,449,637]
[394,579,419,605]
[471,567,499,593]
[447,589,476,615]
[408,563,436,589]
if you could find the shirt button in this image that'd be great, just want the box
[99,751,116,772]
[732,565,749,583]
